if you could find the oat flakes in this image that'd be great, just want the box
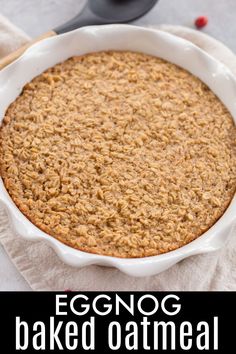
[0,51,236,258]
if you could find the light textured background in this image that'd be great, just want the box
[0,0,235,290]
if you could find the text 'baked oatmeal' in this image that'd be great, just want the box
[1,51,236,257]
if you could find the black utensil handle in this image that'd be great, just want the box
[54,0,159,34]
[54,6,108,34]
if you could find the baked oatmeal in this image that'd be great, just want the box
[0,51,236,258]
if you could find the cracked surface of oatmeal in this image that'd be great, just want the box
[0,51,236,257]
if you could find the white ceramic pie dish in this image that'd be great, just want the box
[0,25,235,277]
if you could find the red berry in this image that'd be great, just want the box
[195,16,208,29]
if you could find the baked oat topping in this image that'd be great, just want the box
[0,51,236,257]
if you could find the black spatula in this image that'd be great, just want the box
[0,0,159,69]
[56,0,159,33]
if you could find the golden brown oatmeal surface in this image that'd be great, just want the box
[0,51,236,257]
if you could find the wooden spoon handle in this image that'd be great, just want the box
[0,30,56,70]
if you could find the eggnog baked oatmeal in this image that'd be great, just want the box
[0,51,236,258]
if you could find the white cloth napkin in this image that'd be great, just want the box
[0,17,235,290]
[0,14,30,56]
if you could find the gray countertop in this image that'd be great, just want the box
[0,0,235,290]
